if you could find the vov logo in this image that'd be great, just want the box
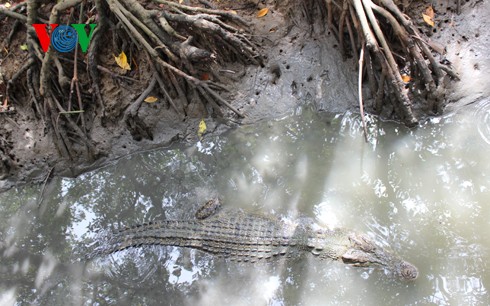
[32,24,97,53]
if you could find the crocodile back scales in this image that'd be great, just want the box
[106,213,308,261]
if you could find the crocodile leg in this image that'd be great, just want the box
[195,197,222,219]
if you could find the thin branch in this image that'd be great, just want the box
[358,44,368,142]
[152,0,249,27]
[123,75,157,122]
[0,6,27,22]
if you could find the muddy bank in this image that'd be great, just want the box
[0,0,487,192]
[0,0,357,192]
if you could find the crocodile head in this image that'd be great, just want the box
[308,230,418,280]
[340,232,418,280]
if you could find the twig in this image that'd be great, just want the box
[96,65,142,82]
[358,45,368,142]
[152,0,249,27]
[154,71,183,117]
[202,83,244,118]
[166,66,190,108]
[147,54,184,117]
[59,110,85,115]
[0,6,27,22]
[158,16,186,40]
[197,86,223,117]
[122,75,157,123]
[51,93,95,159]
[37,167,54,208]
[438,64,460,80]
[0,2,26,22]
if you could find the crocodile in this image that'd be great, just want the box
[97,199,418,280]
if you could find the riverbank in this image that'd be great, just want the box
[0,0,487,192]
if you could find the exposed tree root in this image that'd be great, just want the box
[0,5,27,23]
[316,0,459,125]
[0,0,461,175]
[358,45,368,141]
[107,0,252,121]
[1,0,260,164]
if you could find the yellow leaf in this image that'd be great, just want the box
[20,44,28,51]
[422,13,434,27]
[198,119,207,140]
[5,3,11,8]
[257,8,269,18]
[425,6,435,19]
[144,96,158,103]
[229,10,238,15]
[114,51,131,70]
[401,74,411,83]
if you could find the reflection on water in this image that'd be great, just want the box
[1,102,489,305]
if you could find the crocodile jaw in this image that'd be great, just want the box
[307,229,418,280]
[340,233,419,280]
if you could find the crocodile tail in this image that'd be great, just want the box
[105,236,173,254]
[88,234,182,258]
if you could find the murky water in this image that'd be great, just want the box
[1,101,489,305]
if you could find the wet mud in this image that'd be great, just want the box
[0,0,488,191]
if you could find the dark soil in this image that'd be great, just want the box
[0,0,486,192]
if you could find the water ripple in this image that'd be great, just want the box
[473,98,490,145]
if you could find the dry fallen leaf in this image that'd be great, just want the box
[114,51,131,70]
[422,6,435,27]
[401,74,411,83]
[425,6,435,19]
[144,96,158,103]
[422,14,434,27]
[257,8,269,18]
